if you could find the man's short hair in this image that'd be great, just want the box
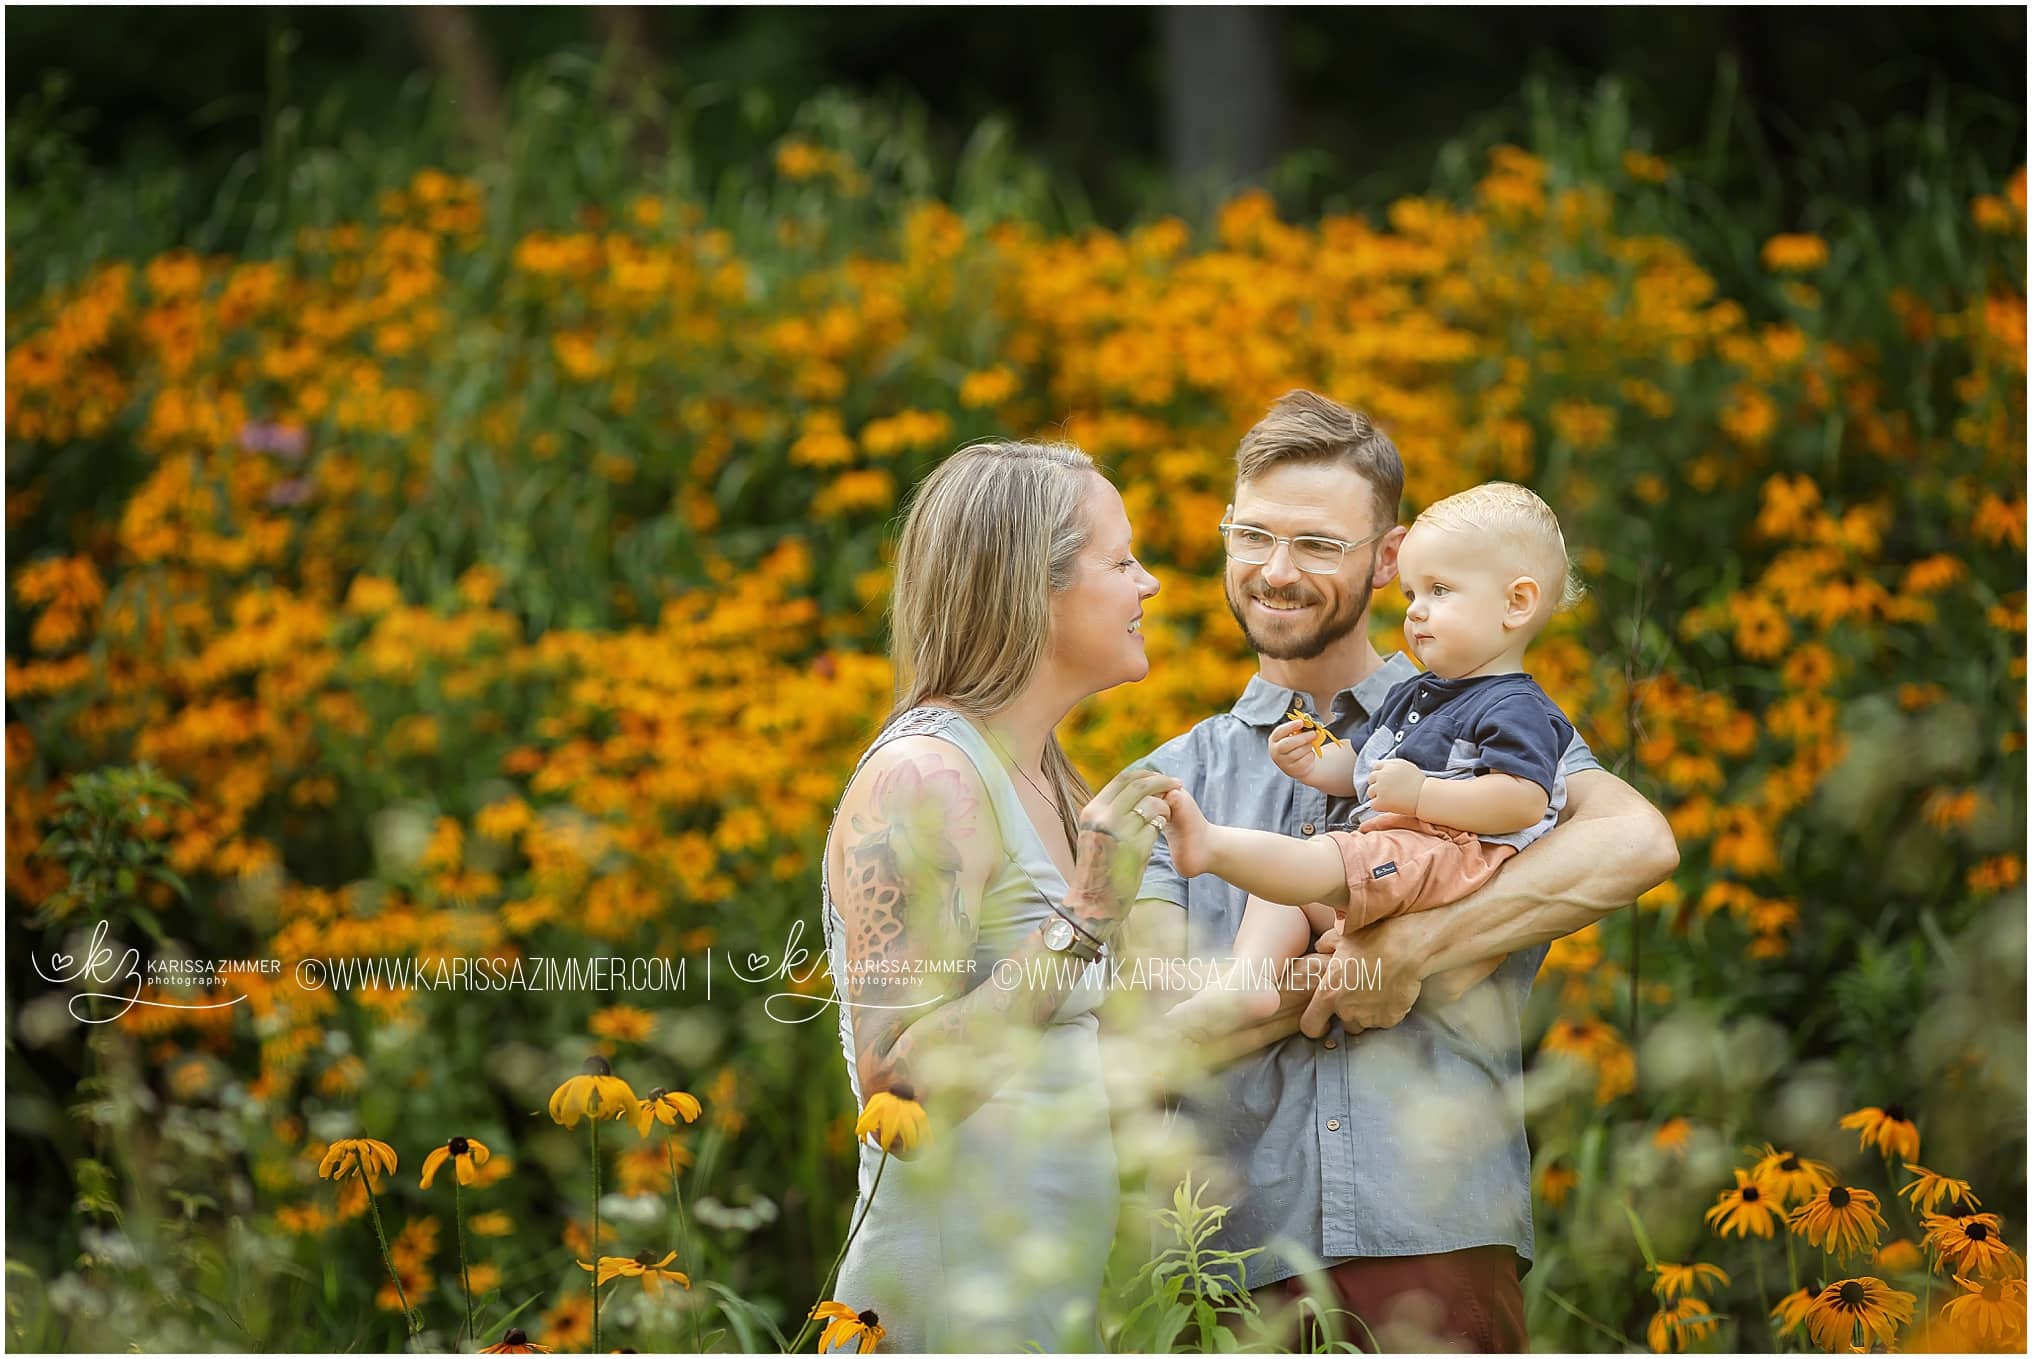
[1235,390,1404,534]
[1415,481,1586,617]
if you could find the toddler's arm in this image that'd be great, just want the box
[1269,719,1359,796]
[1368,761,1549,834]
[1160,786,1350,909]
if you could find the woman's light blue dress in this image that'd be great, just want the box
[820,707,1118,1352]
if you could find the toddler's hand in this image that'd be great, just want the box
[1366,759,1427,816]
[1160,786,1217,880]
[1269,720,1320,782]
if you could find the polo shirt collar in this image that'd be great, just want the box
[1228,651,1422,727]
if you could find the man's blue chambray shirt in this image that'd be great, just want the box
[1135,655,1602,1288]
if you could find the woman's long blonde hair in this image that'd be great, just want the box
[887,439,1100,846]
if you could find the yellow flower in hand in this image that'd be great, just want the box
[855,1087,927,1155]
[633,1087,703,1137]
[1284,704,1344,756]
[549,1056,638,1127]
[317,1138,398,1187]
[419,1135,492,1189]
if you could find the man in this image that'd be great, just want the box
[1126,390,1679,1351]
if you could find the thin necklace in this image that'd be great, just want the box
[981,723,1077,849]
[981,723,1054,805]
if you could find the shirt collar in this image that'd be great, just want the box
[1229,651,1422,727]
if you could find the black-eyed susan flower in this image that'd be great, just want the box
[578,1249,691,1296]
[1922,1211,2015,1276]
[419,1135,492,1188]
[1750,1144,1837,1206]
[1789,1185,1887,1257]
[632,1086,703,1137]
[588,1004,655,1043]
[1803,1276,1915,1351]
[317,1137,398,1186]
[1704,1167,1785,1239]
[855,1087,927,1155]
[1939,1273,2028,1347]
[1651,1261,1729,1302]
[1769,1286,1816,1338]
[811,1301,886,1354]
[1652,1117,1693,1155]
[1840,1104,1919,1162]
[1645,1297,1720,1352]
[549,1055,639,1127]
[1899,1163,1980,1215]
[1871,1238,1922,1274]
[479,1327,552,1354]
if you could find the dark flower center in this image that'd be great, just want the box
[1741,1185,1761,1202]
[448,1136,470,1155]
[1884,1103,1909,1123]
[636,1250,661,1266]
[648,1086,668,1100]
[888,1083,917,1103]
[584,1054,613,1076]
[1828,1186,1851,1209]
[1839,1282,1865,1307]
[503,1329,527,1345]
[858,1310,880,1326]
[1779,1155,1801,1172]
[1967,1223,1990,1242]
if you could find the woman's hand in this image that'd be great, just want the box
[1065,766,1181,932]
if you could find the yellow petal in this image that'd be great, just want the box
[631,1103,654,1139]
[317,1146,346,1179]
[455,1153,478,1186]
[467,1139,491,1166]
[665,1091,702,1123]
[419,1146,448,1189]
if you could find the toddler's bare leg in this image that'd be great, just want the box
[1174,895,1314,1039]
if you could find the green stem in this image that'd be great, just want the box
[1540,1285,1639,1350]
[787,1150,891,1353]
[1756,1241,1773,1348]
[455,1176,475,1347]
[668,1137,702,1354]
[363,1181,420,1336]
[592,1117,603,1355]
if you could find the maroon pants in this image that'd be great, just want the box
[1247,1247,1528,1353]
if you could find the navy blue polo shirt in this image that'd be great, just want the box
[1343,671,1575,850]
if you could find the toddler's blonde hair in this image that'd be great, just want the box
[1413,482,1585,617]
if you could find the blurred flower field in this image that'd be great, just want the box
[4,74,2026,1351]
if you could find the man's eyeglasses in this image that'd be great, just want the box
[1217,509,1388,576]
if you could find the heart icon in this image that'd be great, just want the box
[49,952,74,974]
[746,952,770,973]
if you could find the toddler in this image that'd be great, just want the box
[1166,482,1583,1033]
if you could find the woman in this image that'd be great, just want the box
[820,439,1176,1351]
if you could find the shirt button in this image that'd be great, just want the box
[1301,822,1316,835]
[1391,729,1403,743]
[1323,1038,1338,1050]
[1408,712,1420,724]
[1326,1119,1342,1132]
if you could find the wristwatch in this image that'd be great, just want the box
[1043,912,1104,963]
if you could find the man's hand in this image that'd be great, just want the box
[1365,758,1427,817]
[1300,913,1427,1038]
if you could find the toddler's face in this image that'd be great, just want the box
[1396,524,1538,677]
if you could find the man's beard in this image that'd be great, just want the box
[1225,556,1375,662]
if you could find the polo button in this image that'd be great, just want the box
[1326,1119,1342,1132]
[1408,712,1420,724]
[1324,1039,1338,1050]
[1391,729,1403,743]
[1301,823,1316,836]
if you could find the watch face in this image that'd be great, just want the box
[1044,918,1073,951]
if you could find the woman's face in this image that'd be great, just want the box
[1047,474,1161,695]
